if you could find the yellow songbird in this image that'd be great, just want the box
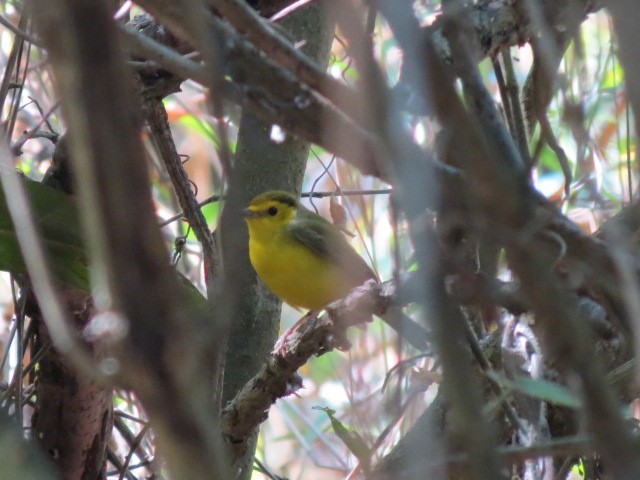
[242,191,429,350]
[242,191,377,310]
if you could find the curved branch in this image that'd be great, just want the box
[220,279,405,449]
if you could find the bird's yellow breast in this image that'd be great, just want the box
[249,230,357,310]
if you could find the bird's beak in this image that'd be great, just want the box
[241,207,261,218]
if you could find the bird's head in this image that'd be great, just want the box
[242,191,299,239]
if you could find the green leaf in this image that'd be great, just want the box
[175,270,208,313]
[186,202,220,241]
[601,58,623,90]
[571,459,586,479]
[0,175,210,310]
[487,371,582,409]
[606,358,636,386]
[0,176,89,291]
[178,115,220,148]
[313,406,370,470]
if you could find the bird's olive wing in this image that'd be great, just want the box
[286,216,378,284]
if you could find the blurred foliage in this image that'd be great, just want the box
[0,1,635,479]
[0,176,88,291]
[486,371,582,410]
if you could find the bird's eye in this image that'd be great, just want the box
[267,206,278,216]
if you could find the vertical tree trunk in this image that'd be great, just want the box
[218,4,334,478]
[30,137,113,480]
[31,309,112,480]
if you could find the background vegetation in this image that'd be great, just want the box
[0,0,638,479]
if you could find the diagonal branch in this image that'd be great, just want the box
[220,279,403,450]
[32,1,230,478]
[144,97,219,283]
[421,18,640,479]
[206,0,359,120]
[127,3,388,179]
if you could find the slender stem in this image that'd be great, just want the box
[158,188,392,227]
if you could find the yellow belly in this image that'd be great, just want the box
[249,233,359,309]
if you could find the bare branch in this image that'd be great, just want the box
[206,0,357,119]
[144,98,219,285]
[420,16,640,478]
[31,1,230,478]
[220,279,401,448]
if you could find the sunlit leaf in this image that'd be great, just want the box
[179,115,220,147]
[313,406,370,469]
[187,202,220,242]
[601,58,623,90]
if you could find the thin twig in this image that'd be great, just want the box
[0,14,41,46]
[4,25,28,142]
[113,415,153,476]
[0,12,29,120]
[270,0,315,22]
[120,24,209,85]
[106,448,139,480]
[463,321,528,436]
[0,341,51,405]
[14,279,23,428]
[10,101,60,155]
[117,423,152,480]
[254,458,287,480]
[500,52,531,166]
[114,409,148,425]
[145,98,219,283]
[207,0,357,118]
[159,188,392,227]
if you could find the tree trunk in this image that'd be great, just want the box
[30,137,113,480]
[218,3,334,478]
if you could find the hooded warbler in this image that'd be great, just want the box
[242,191,376,309]
[242,191,429,351]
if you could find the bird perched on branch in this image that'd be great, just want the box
[242,190,376,310]
[242,191,429,350]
